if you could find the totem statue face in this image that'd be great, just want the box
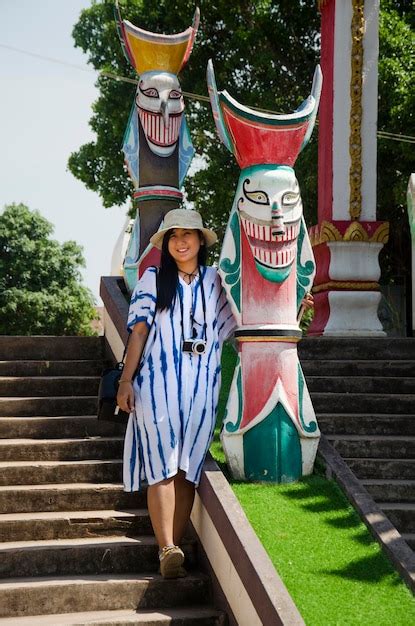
[238,166,302,283]
[135,71,184,157]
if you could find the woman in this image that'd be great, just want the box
[116,208,236,579]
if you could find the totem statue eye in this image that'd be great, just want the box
[282,191,300,206]
[242,179,269,205]
[246,191,269,204]
[169,90,182,99]
[140,87,159,98]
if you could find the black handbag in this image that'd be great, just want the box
[97,335,131,424]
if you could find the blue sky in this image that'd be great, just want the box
[0,0,128,302]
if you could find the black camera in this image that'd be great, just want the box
[182,339,207,355]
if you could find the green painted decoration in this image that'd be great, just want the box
[220,210,241,312]
[297,363,318,433]
[254,260,292,283]
[224,357,243,433]
[243,404,302,482]
[296,218,315,311]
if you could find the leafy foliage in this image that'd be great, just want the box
[0,204,98,335]
[377,1,415,283]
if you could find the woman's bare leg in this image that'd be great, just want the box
[147,471,195,549]
[147,476,176,548]
[173,470,195,545]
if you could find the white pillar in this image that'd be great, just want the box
[310,0,388,336]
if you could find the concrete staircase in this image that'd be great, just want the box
[0,337,225,625]
[300,337,415,551]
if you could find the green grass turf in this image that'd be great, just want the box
[210,342,415,625]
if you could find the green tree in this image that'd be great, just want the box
[0,203,98,335]
[377,0,415,284]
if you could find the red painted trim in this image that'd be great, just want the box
[328,220,386,236]
[133,189,183,199]
[308,292,330,336]
[138,247,161,279]
[312,243,331,286]
[120,21,136,70]
[221,104,308,169]
[318,0,335,222]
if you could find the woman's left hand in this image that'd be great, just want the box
[302,292,314,310]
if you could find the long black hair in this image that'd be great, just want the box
[156,228,207,311]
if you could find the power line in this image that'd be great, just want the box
[0,42,93,74]
[378,130,414,140]
[1,42,414,144]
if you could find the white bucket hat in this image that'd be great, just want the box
[149,209,218,250]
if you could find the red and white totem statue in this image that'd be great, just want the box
[114,3,199,289]
[207,61,322,482]
[309,0,389,335]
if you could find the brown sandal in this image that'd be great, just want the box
[159,545,185,578]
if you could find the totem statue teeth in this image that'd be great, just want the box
[114,2,199,289]
[240,213,301,269]
[138,108,183,154]
[207,59,323,483]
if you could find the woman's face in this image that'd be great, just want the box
[167,228,202,266]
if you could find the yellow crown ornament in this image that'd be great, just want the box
[115,2,200,76]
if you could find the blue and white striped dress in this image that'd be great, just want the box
[123,265,236,491]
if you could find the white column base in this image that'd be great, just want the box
[328,241,383,281]
[221,431,245,480]
[324,291,385,336]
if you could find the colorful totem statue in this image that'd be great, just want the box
[115,3,199,290]
[207,61,322,482]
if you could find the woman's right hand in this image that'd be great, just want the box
[117,381,134,413]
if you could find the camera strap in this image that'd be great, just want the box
[178,266,207,345]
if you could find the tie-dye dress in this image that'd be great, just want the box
[123,265,236,492]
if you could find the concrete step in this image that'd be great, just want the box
[0,459,123,486]
[0,377,100,397]
[0,437,124,462]
[318,414,415,436]
[0,360,103,377]
[311,393,415,414]
[0,483,145,514]
[402,534,415,550]
[299,337,415,361]
[0,606,225,625]
[326,435,415,458]
[0,416,124,440]
[0,573,211,619]
[0,536,197,579]
[301,359,415,377]
[377,503,415,534]
[344,458,415,480]
[308,377,415,394]
[0,509,152,542]
[361,479,415,502]
[0,397,97,417]
[0,337,104,361]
